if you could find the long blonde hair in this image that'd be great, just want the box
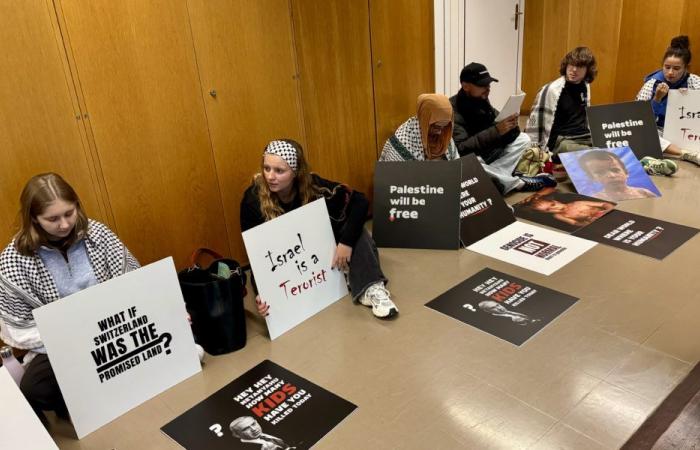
[255,139,338,221]
[13,173,88,256]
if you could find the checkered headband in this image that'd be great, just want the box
[264,140,298,172]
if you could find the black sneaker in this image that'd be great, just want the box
[518,175,557,192]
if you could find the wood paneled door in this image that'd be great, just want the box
[291,0,378,197]
[370,0,435,155]
[187,0,305,262]
[0,0,104,244]
[56,0,229,267]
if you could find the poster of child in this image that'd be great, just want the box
[513,187,616,233]
[559,147,661,202]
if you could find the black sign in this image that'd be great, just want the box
[162,360,356,450]
[587,101,663,159]
[426,268,578,346]
[573,210,698,259]
[373,160,461,249]
[513,188,616,233]
[459,154,515,246]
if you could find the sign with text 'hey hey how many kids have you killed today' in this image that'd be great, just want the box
[33,257,201,439]
[373,160,461,249]
[242,198,348,340]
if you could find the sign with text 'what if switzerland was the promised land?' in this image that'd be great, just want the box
[34,257,201,438]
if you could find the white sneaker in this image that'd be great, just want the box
[682,151,700,166]
[359,282,398,319]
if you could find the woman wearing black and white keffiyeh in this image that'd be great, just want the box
[0,172,139,422]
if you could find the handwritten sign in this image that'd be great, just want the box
[664,90,700,151]
[242,199,348,340]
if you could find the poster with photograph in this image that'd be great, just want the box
[373,160,461,249]
[513,188,616,233]
[459,153,515,246]
[242,198,349,340]
[559,147,660,202]
[466,221,597,275]
[162,360,357,450]
[587,100,663,159]
[573,210,699,259]
[0,368,59,449]
[662,90,700,151]
[33,258,201,438]
[426,268,578,345]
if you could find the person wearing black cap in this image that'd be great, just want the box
[450,62,556,193]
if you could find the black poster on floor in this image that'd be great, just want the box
[513,188,616,233]
[573,210,699,259]
[459,154,515,246]
[373,160,461,249]
[587,101,663,159]
[426,268,578,346]
[161,360,356,450]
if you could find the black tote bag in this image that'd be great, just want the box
[178,249,247,355]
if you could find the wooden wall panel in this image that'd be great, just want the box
[291,0,377,197]
[614,0,684,103]
[680,0,700,64]
[566,0,623,105]
[521,0,571,111]
[370,0,435,155]
[187,0,305,263]
[0,0,102,244]
[57,0,229,268]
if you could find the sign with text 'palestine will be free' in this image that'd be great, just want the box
[373,160,461,249]
[242,198,348,340]
[373,156,514,249]
[587,101,663,159]
[34,258,201,438]
[426,268,578,346]
[162,360,356,450]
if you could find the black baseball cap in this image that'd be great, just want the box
[460,62,499,86]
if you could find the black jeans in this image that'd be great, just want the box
[20,353,69,418]
[347,229,388,301]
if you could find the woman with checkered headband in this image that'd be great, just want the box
[0,173,140,424]
[240,139,398,320]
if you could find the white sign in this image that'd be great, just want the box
[34,257,201,438]
[242,198,349,340]
[495,92,526,121]
[664,89,700,151]
[467,221,597,275]
[0,367,58,449]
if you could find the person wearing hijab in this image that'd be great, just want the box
[450,62,556,193]
[379,93,459,161]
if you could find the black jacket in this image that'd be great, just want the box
[240,174,369,248]
[450,89,520,160]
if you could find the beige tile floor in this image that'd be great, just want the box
[50,162,700,449]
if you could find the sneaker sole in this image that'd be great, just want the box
[358,300,399,319]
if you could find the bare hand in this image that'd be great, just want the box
[255,295,270,317]
[331,243,353,271]
[496,113,519,135]
[654,82,669,102]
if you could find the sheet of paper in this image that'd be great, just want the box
[495,93,526,121]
